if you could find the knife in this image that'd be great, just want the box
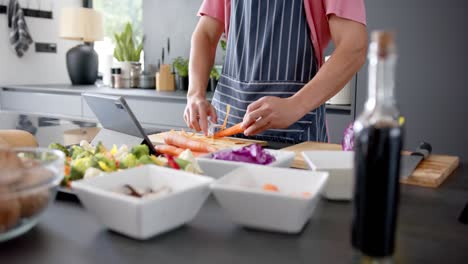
[400,142,432,178]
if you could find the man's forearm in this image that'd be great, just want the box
[291,15,368,117]
[292,45,367,116]
[188,31,219,99]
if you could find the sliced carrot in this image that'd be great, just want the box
[64,165,70,176]
[163,133,216,153]
[192,151,209,157]
[155,145,184,157]
[214,122,244,138]
[263,184,279,192]
[221,104,231,130]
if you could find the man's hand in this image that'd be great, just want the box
[184,96,217,135]
[184,16,223,135]
[242,96,303,136]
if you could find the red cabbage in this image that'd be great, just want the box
[212,144,276,165]
[342,122,354,151]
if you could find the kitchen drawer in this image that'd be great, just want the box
[0,90,82,117]
[83,97,187,128]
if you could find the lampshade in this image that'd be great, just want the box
[59,7,103,42]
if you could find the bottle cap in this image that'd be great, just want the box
[371,31,395,58]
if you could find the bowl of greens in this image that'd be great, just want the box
[48,141,204,189]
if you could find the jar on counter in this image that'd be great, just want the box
[140,75,155,89]
[130,62,142,88]
[111,68,123,88]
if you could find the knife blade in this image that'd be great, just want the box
[400,142,432,178]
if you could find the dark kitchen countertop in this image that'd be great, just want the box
[1,84,206,101]
[1,84,352,112]
[1,161,467,263]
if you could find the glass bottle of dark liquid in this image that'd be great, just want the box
[351,31,403,263]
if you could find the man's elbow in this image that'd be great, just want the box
[351,33,368,69]
[339,27,368,69]
[357,38,368,68]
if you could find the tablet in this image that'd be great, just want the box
[83,93,156,154]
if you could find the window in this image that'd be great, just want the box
[92,0,144,76]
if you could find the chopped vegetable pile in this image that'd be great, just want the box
[155,131,217,157]
[48,141,203,187]
[212,144,276,165]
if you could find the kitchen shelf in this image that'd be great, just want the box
[0,5,53,19]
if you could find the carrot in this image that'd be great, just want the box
[221,104,231,130]
[163,133,216,153]
[155,145,184,157]
[192,151,209,157]
[263,184,279,192]
[64,165,70,176]
[214,123,245,138]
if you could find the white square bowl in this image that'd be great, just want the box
[199,148,295,168]
[301,151,354,201]
[72,165,213,240]
[211,165,328,234]
[198,159,246,179]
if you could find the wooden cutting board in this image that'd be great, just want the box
[149,131,267,150]
[281,141,460,188]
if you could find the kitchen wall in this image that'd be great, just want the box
[142,0,225,71]
[357,0,468,162]
[0,0,81,129]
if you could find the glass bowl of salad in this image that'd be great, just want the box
[0,148,64,242]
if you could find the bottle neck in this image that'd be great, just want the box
[365,43,397,114]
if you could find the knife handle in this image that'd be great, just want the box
[412,142,432,159]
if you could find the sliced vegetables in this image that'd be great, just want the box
[163,132,216,153]
[212,144,275,165]
[48,140,203,187]
[221,104,231,130]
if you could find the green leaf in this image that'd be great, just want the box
[113,22,143,62]
[172,56,189,77]
[135,41,143,61]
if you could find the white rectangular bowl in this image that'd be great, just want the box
[211,165,328,234]
[198,158,246,179]
[301,151,354,201]
[198,149,295,168]
[72,165,213,240]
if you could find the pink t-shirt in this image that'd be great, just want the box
[198,0,367,67]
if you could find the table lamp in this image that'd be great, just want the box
[59,7,103,85]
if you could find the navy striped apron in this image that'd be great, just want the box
[212,0,327,143]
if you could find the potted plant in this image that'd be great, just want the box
[113,22,143,79]
[208,66,221,91]
[207,37,226,91]
[173,57,189,90]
